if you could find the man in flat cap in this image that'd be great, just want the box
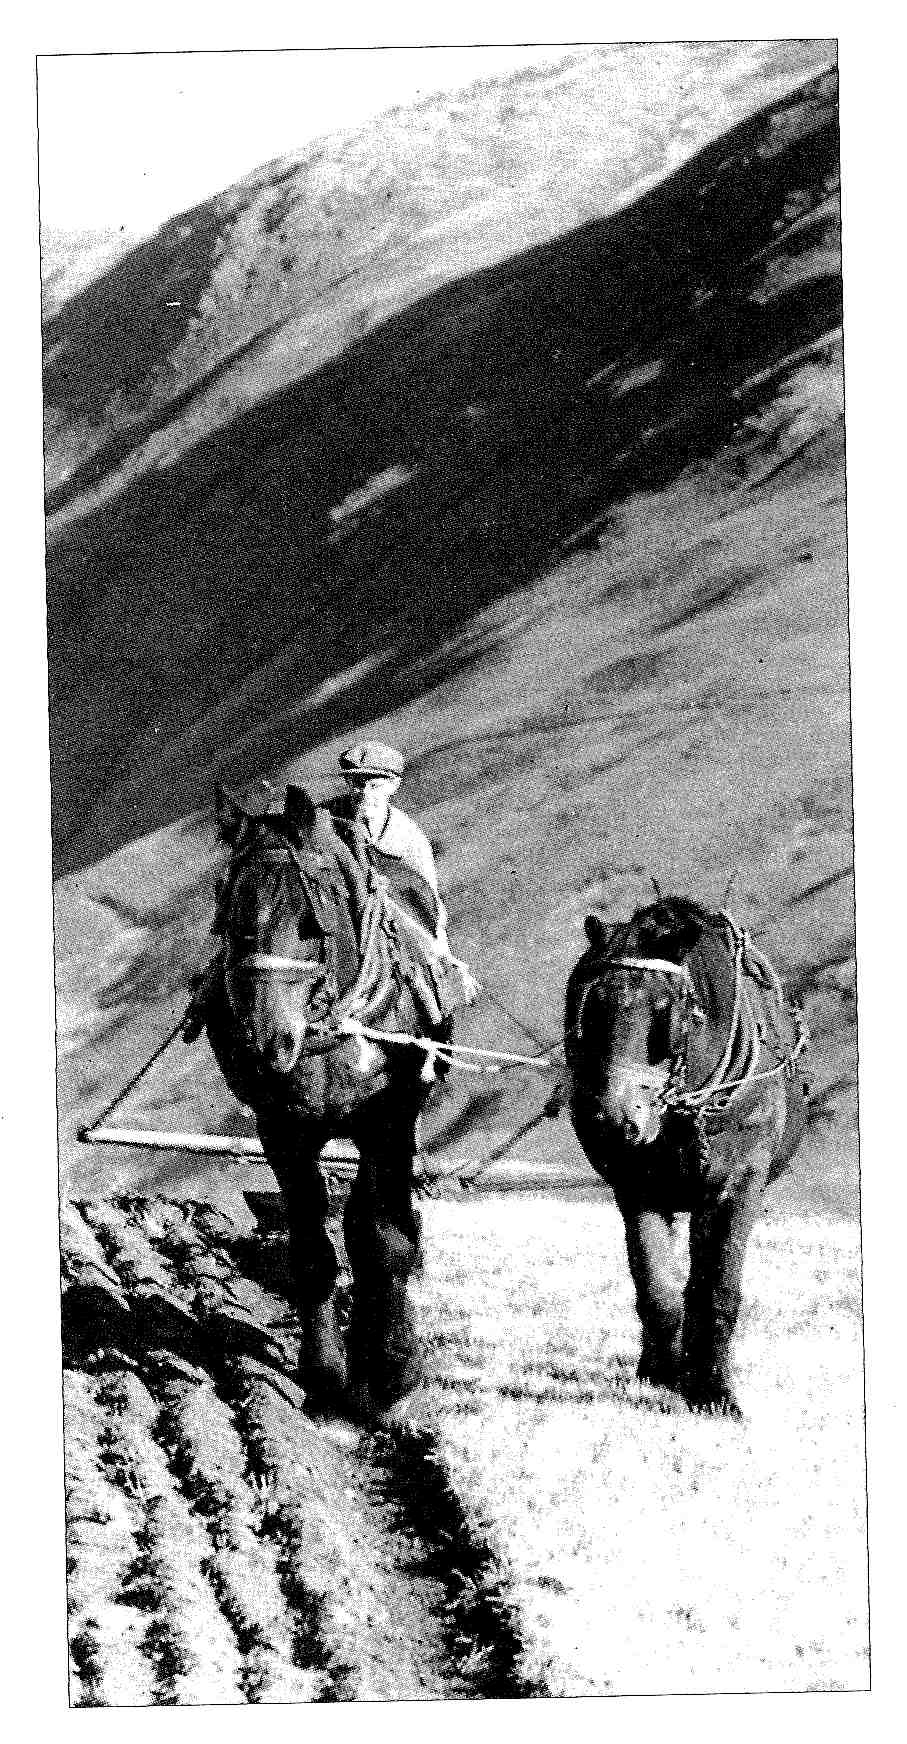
[333,740,479,1003]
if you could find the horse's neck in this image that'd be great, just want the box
[685,932,740,1080]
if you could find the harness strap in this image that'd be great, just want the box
[571,918,806,1119]
[238,954,323,976]
[682,934,750,1106]
[607,955,692,982]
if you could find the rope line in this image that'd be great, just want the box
[341,1019,559,1073]
[79,1010,190,1140]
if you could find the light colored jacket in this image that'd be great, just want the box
[360,803,450,953]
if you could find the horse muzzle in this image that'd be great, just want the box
[603,1065,670,1147]
[262,1026,305,1074]
[226,958,319,1076]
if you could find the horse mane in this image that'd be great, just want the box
[628,895,723,960]
[214,784,371,939]
[218,784,346,859]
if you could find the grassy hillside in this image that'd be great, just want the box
[44,56,854,1212]
[43,41,829,509]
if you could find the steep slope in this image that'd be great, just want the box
[43,41,830,508]
[47,63,840,871]
[45,63,853,1212]
[40,224,139,321]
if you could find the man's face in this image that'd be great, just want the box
[345,774,399,833]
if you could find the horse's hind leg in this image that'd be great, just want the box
[617,1202,684,1390]
[344,1099,424,1416]
[258,1118,349,1410]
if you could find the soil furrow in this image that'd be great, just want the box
[149,1357,320,1702]
[62,1196,542,1703]
[370,1423,547,1698]
[61,1202,131,1332]
[94,1365,246,1702]
[78,1200,201,1356]
[64,1368,156,1707]
[229,1356,451,1700]
[82,1200,339,1697]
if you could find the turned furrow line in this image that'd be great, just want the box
[93,1366,246,1704]
[70,1210,246,1703]
[132,1202,336,1697]
[136,1198,301,1369]
[73,1202,312,1701]
[227,1357,454,1701]
[220,1358,354,1701]
[64,1368,156,1708]
[103,1200,338,1699]
[147,1364,321,1703]
[370,1424,548,1699]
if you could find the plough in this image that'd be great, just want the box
[80,1123,360,1180]
[77,1002,565,1195]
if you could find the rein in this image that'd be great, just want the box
[225,838,559,1076]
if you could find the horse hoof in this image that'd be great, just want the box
[340,1371,424,1428]
[682,1379,744,1421]
[637,1355,683,1391]
[300,1366,350,1420]
[312,1415,364,1451]
[370,1388,424,1429]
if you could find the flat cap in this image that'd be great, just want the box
[339,740,405,779]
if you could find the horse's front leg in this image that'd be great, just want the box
[257,1113,348,1412]
[344,1093,425,1418]
[682,1149,770,1418]
[615,1199,684,1390]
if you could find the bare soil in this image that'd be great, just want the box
[62,1195,544,1704]
[49,53,862,1705]
[63,1185,868,1703]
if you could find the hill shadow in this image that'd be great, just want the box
[46,71,841,879]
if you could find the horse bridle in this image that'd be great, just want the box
[569,917,809,1128]
[222,836,345,1030]
[234,953,324,978]
[223,833,396,1054]
[569,952,700,1104]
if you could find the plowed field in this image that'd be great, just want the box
[61,1185,868,1703]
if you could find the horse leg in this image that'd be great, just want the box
[344,1097,424,1416]
[257,1116,348,1411]
[616,1201,684,1389]
[681,1157,769,1418]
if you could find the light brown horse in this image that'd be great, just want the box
[563,897,810,1416]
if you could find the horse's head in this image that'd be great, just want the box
[566,901,731,1145]
[215,785,362,1075]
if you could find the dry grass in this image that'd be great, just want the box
[62,1191,869,1702]
[414,1195,869,1695]
[43,42,832,497]
[46,68,854,1220]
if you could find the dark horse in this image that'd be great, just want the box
[563,898,810,1416]
[192,784,461,1421]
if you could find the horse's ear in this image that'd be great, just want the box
[284,784,318,839]
[215,783,248,847]
[585,914,608,947]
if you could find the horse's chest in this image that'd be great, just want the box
[571,1105,699,1207]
